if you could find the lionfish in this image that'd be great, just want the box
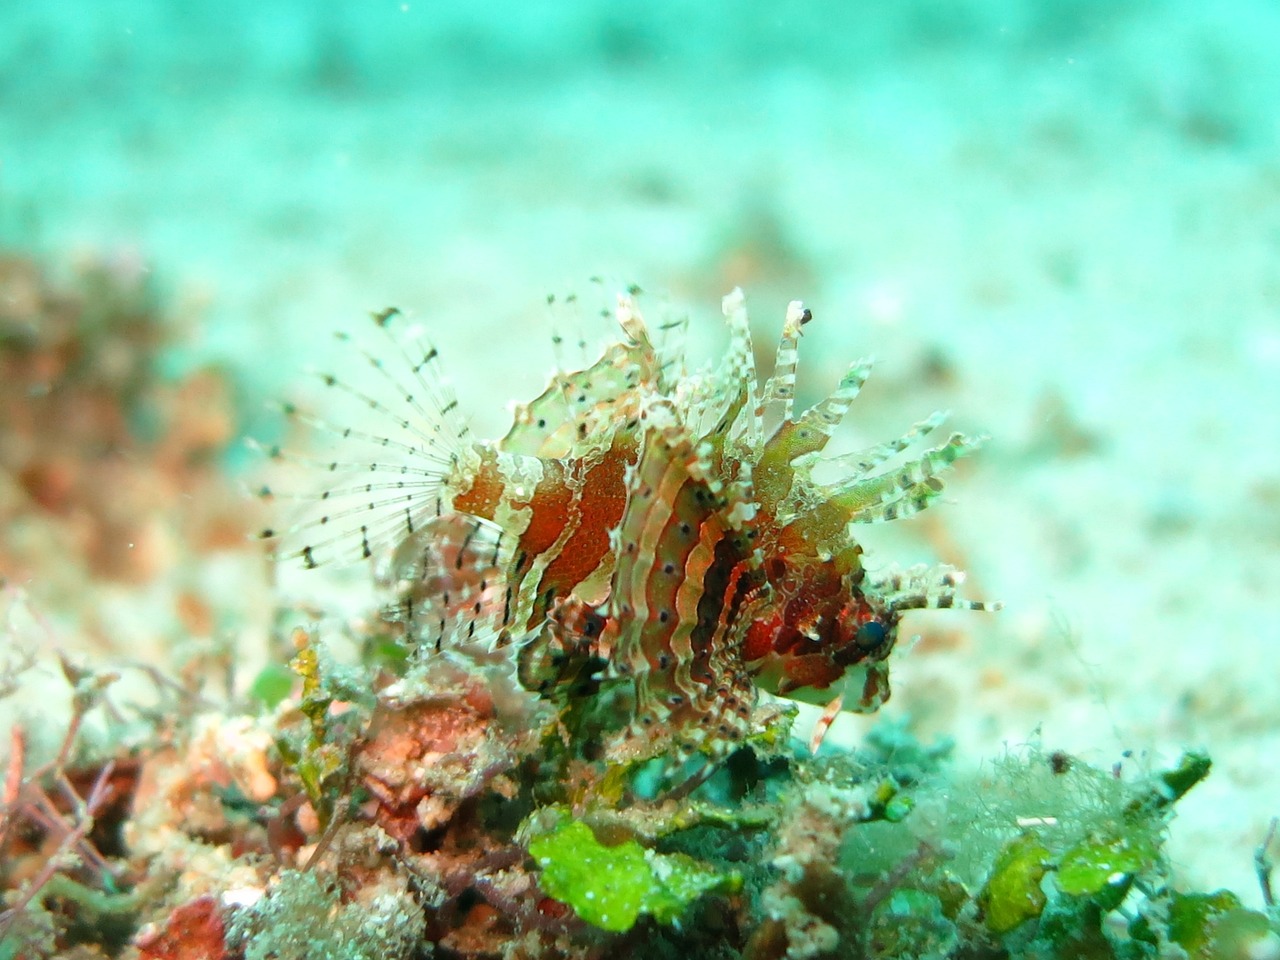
[259,288,996,773]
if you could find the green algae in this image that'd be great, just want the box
[1130,890,1278,960]
[248,662,294,709]
[1056,830,1157,902]
[981,833,1053,933]
[528,817,741,932]
[274,636,376,829]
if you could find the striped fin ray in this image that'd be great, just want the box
[675,289,763,480]
[822,410,949,476]
[718,288,763,450]
[503,294,659,459]
[334,310,469,450]
[758,299,813,425]
[652,312,691,397]
[789,357,874,453]
[540,281,677,380]
[870,564,1003,616]
[830,431,983,524]
[320,308,470,459]
[616,286,691,397]
[255,308,473,569]
[543,289,595,374]
[379,511,513,652]
[252,438,447,570]
[754,358,875,508]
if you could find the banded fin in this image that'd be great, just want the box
[380,511,512,652]
[823,410,948,476]
[832,431,983,523]
[503,292,661,459]
[870,564,1003,617]
[755,357,873,507]
[718,288,763,450]
[254,308,473,570]
[758,299,813,425]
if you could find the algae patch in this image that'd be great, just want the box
[528,817,741,932]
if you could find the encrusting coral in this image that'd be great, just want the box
[1,257,1276,960]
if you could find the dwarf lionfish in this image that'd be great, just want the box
[259,288,997,774]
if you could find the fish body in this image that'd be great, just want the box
[262,289,994,768]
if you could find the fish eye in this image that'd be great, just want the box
[855,619,888,651]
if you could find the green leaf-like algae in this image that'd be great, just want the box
[249,663,295,709]
[981,833,1052,934]
[1160,890,1276,960]
[529,819,740,932]
[1057,831,1156,900]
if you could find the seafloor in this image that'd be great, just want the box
[1,0,1278,926]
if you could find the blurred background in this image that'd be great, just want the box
[1,0,1278,904]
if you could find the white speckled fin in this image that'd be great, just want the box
[254,308,472,569]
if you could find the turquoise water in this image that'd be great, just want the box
[4,2,1278,416]
[3,0,1279,901]
[6,3,1278,348]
